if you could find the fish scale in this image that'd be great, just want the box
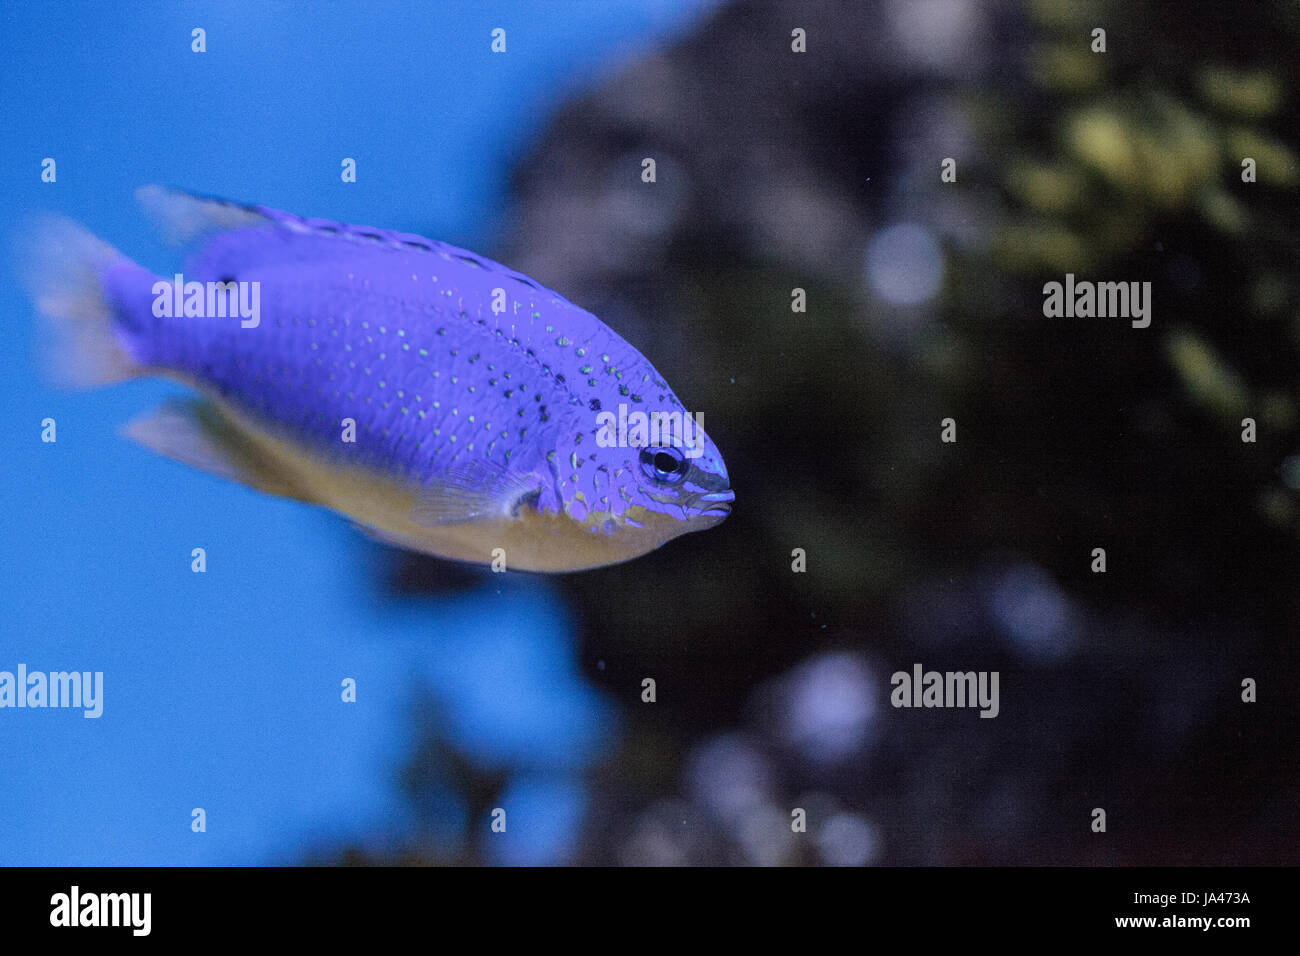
[179,232,633,485]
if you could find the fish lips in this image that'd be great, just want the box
[694,488,735,519]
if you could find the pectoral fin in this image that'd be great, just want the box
[411,457,544,526]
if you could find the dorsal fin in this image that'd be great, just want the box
[135,186,268,245]
[133,186,574,301]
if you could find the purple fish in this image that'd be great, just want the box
[20,187,733,571]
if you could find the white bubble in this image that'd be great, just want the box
[738,802,796,867]
[606,150,687,238]
[889,0,985,72]
[618,799,698,867]
[1281,455,1300,491]
[775,652,877,765]
[990,563,1076,658]
[816,812,882,866]
[685,733,772,821]
[864,223,944,305]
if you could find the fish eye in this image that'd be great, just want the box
[640,447,688,485]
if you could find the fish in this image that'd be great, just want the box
[17,187,733,572]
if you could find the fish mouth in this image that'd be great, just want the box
[694,488,734,518]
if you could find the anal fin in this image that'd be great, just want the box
[122,398,312,503]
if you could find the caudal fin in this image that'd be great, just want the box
[14,215,144,387]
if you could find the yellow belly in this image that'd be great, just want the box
[206,394,699,573]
